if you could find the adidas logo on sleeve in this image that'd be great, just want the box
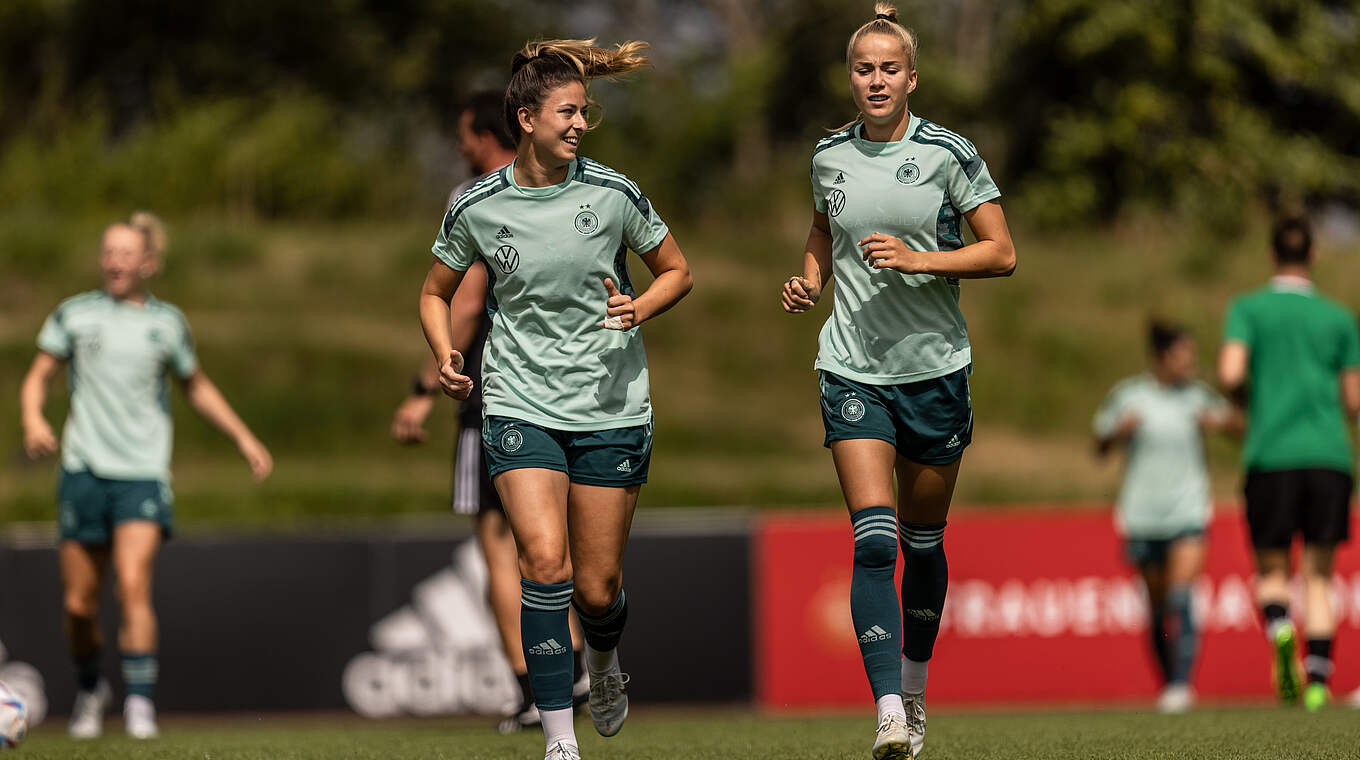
[859,625,892,643]
[495,225,513,240]
[527,638,568,656]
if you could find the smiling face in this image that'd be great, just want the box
[849,33,917,129]
[518,81,589,168]
[100,224,157,299]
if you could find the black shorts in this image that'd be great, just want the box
[1244,468,1354,549]
[452,426,503,516]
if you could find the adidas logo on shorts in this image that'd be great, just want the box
[945,434,961,448]
[859,625,892,643]
[528,638,568,656]
[616,459,632,473]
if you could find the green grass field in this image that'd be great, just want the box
[12,706,1360,759]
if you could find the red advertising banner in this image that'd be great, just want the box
[754,507,1360,708]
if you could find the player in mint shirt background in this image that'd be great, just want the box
[19,213,272,741]
[418,39,692,760]
[780,5,1016,759]
[1094,321,1237,714]
[1218,216,1360,711]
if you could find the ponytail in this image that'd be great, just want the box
[127,211,168,259]
[504,38,651,139]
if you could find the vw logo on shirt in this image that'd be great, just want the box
[492,245,520,274]
[828,189,847,217]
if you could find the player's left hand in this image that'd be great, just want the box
[601,277,636,330]
[439,349,473,400]
[859,233,929,274]
[238,435,274,482]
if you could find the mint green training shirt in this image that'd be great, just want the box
[810,115,1001,384]
[1094,374,1230,538]
[36,290,198,481]
[431,157,670,431]
[1223,276,1360,473]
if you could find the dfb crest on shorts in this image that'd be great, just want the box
[574,206,600,236]
[896,162,920,185]
[841,397,866,422]
[492,245,520,274]
[827,189,847,217]
[501,427,524,453]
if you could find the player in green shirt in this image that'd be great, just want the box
[19,213,272,740]
[780,5,1016,759]
[1094,321,1237,713]
[418,39,692,760]
[1218,216,1360,711]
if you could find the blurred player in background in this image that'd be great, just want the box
[391,91,584,734]
[418,40,692,760]
[1218,215,1360,711]
[781,4,1015,758]
[1094,321,1238,713]
[19,213,273,739]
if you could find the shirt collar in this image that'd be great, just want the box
[1269,274,1314,293]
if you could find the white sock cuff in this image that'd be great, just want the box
[540,706,577,750]
[902,657,928,694]
[876,693,906,723]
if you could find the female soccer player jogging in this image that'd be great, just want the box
[418,40,692,760]
[19,213,272,740]
[781,5,1016,758]
[1094,321,1238,713]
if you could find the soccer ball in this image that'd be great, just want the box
[0,680,27,749]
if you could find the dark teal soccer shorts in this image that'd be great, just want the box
[482,416,652,487]
[819,367,973,465]
[58,468,175,544]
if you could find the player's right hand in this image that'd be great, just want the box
[439,349,473,401]
[781,275,819,313]
[22,419,58,460]
[391,397,434,444]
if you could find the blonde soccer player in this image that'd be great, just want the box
[781,5,1016,758]
[418,40,692,760]
[20,213,272,739]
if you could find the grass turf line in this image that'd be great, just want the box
[14,708,1360,759]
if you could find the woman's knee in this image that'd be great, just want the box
[572,573,622,614]
[114,571,153,607]
[64,590,100,620]
[517,544,572,585]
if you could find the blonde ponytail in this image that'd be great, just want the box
[128,211,168,259]
[504,38,652,138]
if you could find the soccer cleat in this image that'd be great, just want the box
[1270,623,1302,705]
[904,691,926,758]
[1156,684,1195,714]
[544,740,581,760]
[124,695,159,739]
[496,702,541,735]
[1303,683,1329,712]
[68,680,111,739]
[588,668,630,737]
[871,712,912,759]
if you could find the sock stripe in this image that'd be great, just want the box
[857,528,901,542]
[522,596,573,611]
[577,591,627,625]
[522,580,575,611]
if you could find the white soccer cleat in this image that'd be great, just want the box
[544,740,581,760]
[904,691,926,758]
[124,695,159,739]
[872,712,912,759]
[1156,684,1195,714]
[588,668,630,737]
[68,680,111,739]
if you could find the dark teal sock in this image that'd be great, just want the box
[850,506,902,700]
[1167,585,1197,685]
[520,579,575,711]
[121,652,157,700]
[1149,607,1173,684]
[75,648,102,691]
[899,521,948,663]
[574,589,628,653]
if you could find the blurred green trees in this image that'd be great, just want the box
[0,0,1356,225]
